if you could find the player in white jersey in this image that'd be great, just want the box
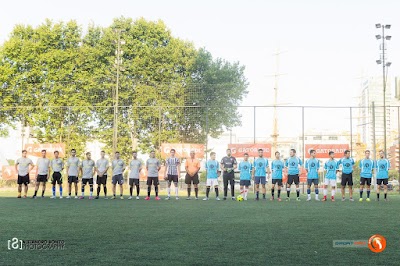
[16,150,34,198]
[95,151,109,199]
[66,149,80,199]
[111,151,126,199]
[32,149,50,198]
[80,152,95,199]
[128,151,142,200]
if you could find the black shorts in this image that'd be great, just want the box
[97,175,107,185]
[360,177,372,186]
[51,172,62,185]
[377,178,388,185]
[68,176,78,184]
[272,179,283,186]
[17,175,30,185]
[239,180,251,187]
[129,179,140,186]
[37,174,48,183]
[341,173,353,186]
[185,173,199,185]
[167,175,178,183]
[307,178,319,186]
[287,174,299,185]
[82,178,93,185]
[147,176,159,186]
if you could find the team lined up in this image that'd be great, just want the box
[14,147,390,201]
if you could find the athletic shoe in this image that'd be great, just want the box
[341,198,345,202]
[231,197,236,201]
[23,195,27,198]
[195,197,198,200]
[331,198,335,202]
[89,196,93,200]
[66,196,71,199]
[59,196,63,199]
[262,197,267,200]
[384,198,388,202]
[111,196,116,200]
[315,198,320,201]
[136,196,140,200]
[176,197,179,200]
[120,196,124,200]
[366,198,371,202]
[359,198,363,202]
[155,196,161,201]
[216,197,220,201]
[50,196,56,199]
[32,196,37,199]
[128,196,133,200]
[286,197,290,202]
[165,197,170,200]
[145,196,150,200]
[322,198,327,202]
[376,198,380,201]
[270,196,274,201]
[278,198,282,202]
[296,198,301,201]
[41,196,45,198]
[95,196,99,199]
[74,196,78,199]
[79,196,84,199]
[349,198,354,202]
[203,197,209,201]
[104,197,108,200]
[306,198,311,202]
[244,197,247,201]
[223,197,227,200]
[17,195,21,198]
[186,197,191,200]
[255,198,259,201]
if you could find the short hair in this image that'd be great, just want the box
[379,150,384,153]
[86,152,91,156]
[41,149,46,152]
[258,149,263,152]
[275,151,280,155]
[226,149,231,152]
[309,149,316,154]
[290,149,296,153]
[101,150,105,153]
[132,151,137,154]
[115,151,120,154]
[365,150,370,153]
[329,151,334,155]
[210,152,216,156]
[22,150,27,153]
[54,150,59,154]
[244,153,249,156]
[170,149,176,153]
[344,150,350,154]
[150,150,155,153]
[71,149,76,152]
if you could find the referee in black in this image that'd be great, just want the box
[220,149,238,200]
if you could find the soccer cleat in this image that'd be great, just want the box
[50,196,56,199]
[359,198,363,202]
[136,196,140,200]
[120,196,124,200]
[59,196,63,199]
[95,196,99,199]
[270,196,274,201]
[104,197,108,200]
[322,198,327,202]
[278,198,282,202]
[128,196,133,200]
[79,196,84,199]
[41,196,45,198]
[74,196,78,199]
[306,198,311,202]
[384,198,388,202]
[244,197,247,201]
[23,195,27,198]
[331,198,335,202]
[349,198,354,202]
[32,196,37,199]
[111,196,116,200]
[89,196,93,200]
[186,197,191,200]
[315,198,320,201]
[17,195,21,198]
[223,197,227,200]
[296,197,301,201]
[231,197,236,201]
[176,197,179,200]
[255,197,259,201]
[286,197,290,202]
[203,197,209,201]
[341,198,345,202]
[216,197,220,201]
[155,196,161,201]
[195,197,198,200]
[66,196,71,199]
[145,196,150,200]
[366,198,371,202]
[165,197,170,200]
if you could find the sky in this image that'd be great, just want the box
[0,0,399,158]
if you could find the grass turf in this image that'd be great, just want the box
[0,191,399,265]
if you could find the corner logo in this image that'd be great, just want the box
[368,235,386,253]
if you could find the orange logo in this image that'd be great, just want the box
[368,235,386,253]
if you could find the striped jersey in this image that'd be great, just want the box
[166,157,180,175]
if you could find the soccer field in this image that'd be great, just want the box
[0,192,399,265]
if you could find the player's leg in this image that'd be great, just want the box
[41,176,47,197]
[193,182,199,200]
[359,178,365,201]
[58,175,63,198]
[111,176,117,199]
[314,179,319,200]
[96,177,101,199]
[261,179,266,199]
[166,175,172,199]
[295,175,300,200]
[17,176,22,198]
[174,175,179,199]
[348,174,354,201]
[214,182,220,200]
[154,177,160,200]
[146,177,151,200]
[129,179,134,199]
[240,183,244,196]
[271,180,275,200]
[341,175,346,201]
[74,178,78,198]
[67,177,72,198]
[376,179,381,201]
[89,178,94,199]
[255,177,260,200]
[306,180,312,201]
[51,174,57,198]
[244,185,249,200]
[80,179,86,199]
[119,176,124,199]
[366,179,371,201]
[135,179,140,199]
[277,180,282,201]
[383,179,388,201]
[229,173,235,199]
[33,177,40,198]
[286,176,292,200]
[223,173,228,199]
[204,182,211,200]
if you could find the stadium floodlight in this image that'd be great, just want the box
[375,35,382,40]
[376,60,382,64]
[385,36,391,40]
[385,25,391,29]
[375,23,381,28]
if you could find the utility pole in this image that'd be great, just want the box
[113,29,125,154]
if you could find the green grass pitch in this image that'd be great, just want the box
[0,191,399,265]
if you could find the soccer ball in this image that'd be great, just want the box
[236,195,244,201]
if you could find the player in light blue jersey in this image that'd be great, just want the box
[271,151,284,201]
[239,153,252,200]
[376,150,390,201]
[284,149,303,201]
[337,150,355,201]
[323,151,338,201]
[359,150,375,202]
[203,152,220,200]
[305,149,320,201]
[252,149,270,200]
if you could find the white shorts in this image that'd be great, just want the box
[206,179,219,187]
[324,179,337,187]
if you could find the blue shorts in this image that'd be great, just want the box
[240,180,251,187]
[254,176,266,185]
[307,178,319,186]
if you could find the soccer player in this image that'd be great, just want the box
[111,151,125,199]
[284,149,303,201]
[323,151,338,202]
[15,150,34,198]
[164,149,181,200]
[185,150,201,200]
[271,151,284,201]
[337,150,355,201]
[80,152,95,199]
[145,150,161,200]
[252,148,270,200]
[359,150,375,202]
[305,149,320,201]
[203,152,220,200]
[129,151,142,200]
[50,150,64,199]
[376,150,390,201]
[95,151,109,199]
[32,149,50,198]
[66,149,80,199]
[238,153,252,200]
[220,149,238,200]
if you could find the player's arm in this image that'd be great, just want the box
[48,161,51,177]
[220,159,225,172]
[233,158,237,170]
[305,160,309,173]
[35,159,39,177]
[251,164,255,179]
[14,160,19,174]
[266,160,271,175]
[185,160,189,176]
[29,161,34,173]
[177,159,181,178]
[164,161,168,177]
